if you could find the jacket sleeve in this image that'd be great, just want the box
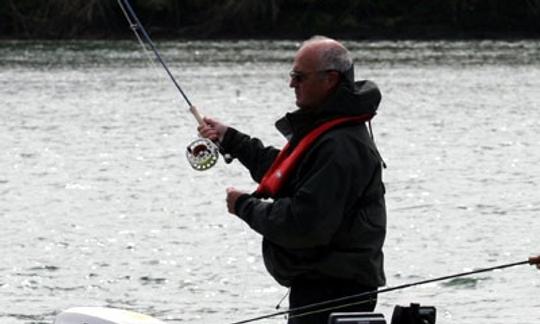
[220,127,280,183]
[234,134,378,249]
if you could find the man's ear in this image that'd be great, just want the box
[327,70,341,88]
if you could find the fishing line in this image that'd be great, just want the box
[117,0,232,170]
[238,221,252,295]
[117,0,154,66]
[229,256,540,324]
[275,288,290,310]
[117,0,165,86]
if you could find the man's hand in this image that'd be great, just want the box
[198,116,228,142]
[226,186,247,215]
[530,255,540,270]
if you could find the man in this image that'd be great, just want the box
[199,36,386,324]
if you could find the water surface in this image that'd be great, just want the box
[1,40,539,324]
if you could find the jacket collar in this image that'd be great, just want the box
[275,79,382,141]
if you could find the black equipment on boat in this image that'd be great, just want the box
[391,303,436,324]
[116,0,232,170]
[328,312,386,324]
[327,303,436,324]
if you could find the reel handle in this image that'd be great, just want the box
[190,105,233,164]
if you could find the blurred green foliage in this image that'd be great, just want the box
[0,0,539,39]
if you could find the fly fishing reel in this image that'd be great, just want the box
[186,138,219,171]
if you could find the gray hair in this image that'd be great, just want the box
[302,36,352,73]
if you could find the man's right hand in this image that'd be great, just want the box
[198,117,228,143]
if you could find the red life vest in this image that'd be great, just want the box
[255,114,374,198]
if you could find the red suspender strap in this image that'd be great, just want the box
[255,114,373,198]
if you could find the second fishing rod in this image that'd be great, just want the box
[117,0,232,171]
[230,255,540,324]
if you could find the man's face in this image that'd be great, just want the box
[289,45,337,110]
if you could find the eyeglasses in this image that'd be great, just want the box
[289,69,337,83]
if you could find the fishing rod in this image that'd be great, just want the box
[117,0,232,171]
[230,255,540,324]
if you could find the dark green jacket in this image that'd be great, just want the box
[220,80,386,287]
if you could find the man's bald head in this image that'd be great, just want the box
[298,36,352,74]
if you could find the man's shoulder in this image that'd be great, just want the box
[319,122,371,144]
[312,123,381,164]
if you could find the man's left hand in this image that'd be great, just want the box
[226,187,246,215]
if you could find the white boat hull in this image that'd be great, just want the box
[54,307,166,324]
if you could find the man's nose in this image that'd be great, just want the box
[289,78,296,88]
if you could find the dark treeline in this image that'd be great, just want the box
[1,0,540,39]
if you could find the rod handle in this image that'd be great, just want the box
[189,105,205,126]
[529,255,540,268]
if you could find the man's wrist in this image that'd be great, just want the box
[234,193,251,216]
[218,127,227,143]
[220,127,238,150]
